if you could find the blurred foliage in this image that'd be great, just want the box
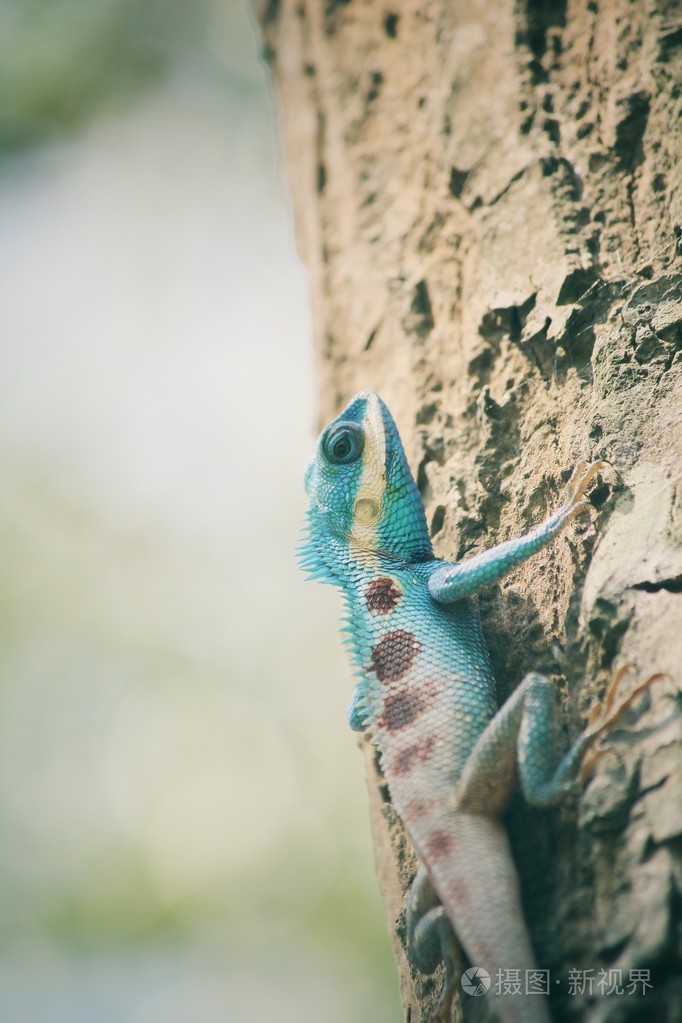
[0,2,403,1019]
[0,0,261,151]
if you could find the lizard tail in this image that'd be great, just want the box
[412,811,551,1023]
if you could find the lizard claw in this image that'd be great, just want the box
[561,460,608,521]
[579,665,665,782]
[579,745,622,782]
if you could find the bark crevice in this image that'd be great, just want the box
[257,2,682,1019]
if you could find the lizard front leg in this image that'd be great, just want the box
[428,462,605,604]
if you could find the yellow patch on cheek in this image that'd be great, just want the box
[355,498,380,523]
[350,394,387,549]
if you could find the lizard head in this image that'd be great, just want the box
[301,391,432,570]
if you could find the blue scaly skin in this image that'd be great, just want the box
[299,391,654,1023]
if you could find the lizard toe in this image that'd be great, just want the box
[579,668,666,782]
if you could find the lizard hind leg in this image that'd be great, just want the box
[407,866,464,1023]
[453,666,663,814]
[515,668,662,806]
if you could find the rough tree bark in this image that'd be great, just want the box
[256,2,682,1020]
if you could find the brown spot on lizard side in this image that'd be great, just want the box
[443,877,473,911]
[365,576,402,615]
[392,735,436,775]
[378,689,424,732]
[370,629,421,682]
[424,830,455,860]
[401,797,432,820]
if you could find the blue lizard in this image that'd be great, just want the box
[299,390,655,1023]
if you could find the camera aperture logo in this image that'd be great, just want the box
[461,967,491,996]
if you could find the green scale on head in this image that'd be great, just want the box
[300,391,433,581]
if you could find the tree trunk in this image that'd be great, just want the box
[256,2,682,1020]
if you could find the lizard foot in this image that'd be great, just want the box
[580,665,665,782]
[561,459,608,521]
[432,941,464,1023]
[407,867,462,1023]
[432,975,458,1023]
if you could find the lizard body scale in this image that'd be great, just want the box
[299,390,650,1023]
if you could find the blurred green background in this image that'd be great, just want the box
[0,2,400,1020]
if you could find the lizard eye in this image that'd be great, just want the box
[322,421,365,465]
